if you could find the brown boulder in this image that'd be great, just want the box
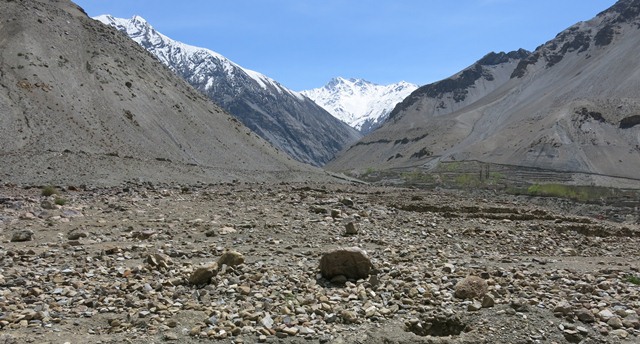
[454,276,488,299]
[319,247,372,280]
[218,250,244,267]
[188,262,219,285]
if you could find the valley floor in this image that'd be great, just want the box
[0,182,639,343]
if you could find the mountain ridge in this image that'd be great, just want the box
[302,77,417,134]
[96,15,361,166]
[0,0,321,186]
[328,0,640,185]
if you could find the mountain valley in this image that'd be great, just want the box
[0,1,639,344]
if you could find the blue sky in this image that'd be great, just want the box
[75,0,617,91]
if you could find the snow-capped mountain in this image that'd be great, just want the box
[302,77,418,134]
[95,15,360,166]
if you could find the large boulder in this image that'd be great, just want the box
[454,276,488,299]
[319,247,372,280]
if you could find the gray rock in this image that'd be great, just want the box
[607,316,624,329]
[553,301,573,316]
[67,230,88,240]
[11,229,34,242]
[319,247,372,280]
[344,222,358,235]
[576,308,596,323]
[481,294,495,308]
[40,200,56,210]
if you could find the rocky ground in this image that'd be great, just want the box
[0,182,639,344]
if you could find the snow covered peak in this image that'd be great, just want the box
[302,78,418,134]
[94,15,303,99]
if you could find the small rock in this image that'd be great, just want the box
[609,329,629,338]
[341,310,358,324]
[481,294,495,308]
[576,308,596,323]
[67,230,88,240]
[146,253,174,269]
[319,247,372,280]
[164,332,178,341]
[188,262,219,285]
[553,301,573,316]
[563,329,582,343]
[11,229,34,242]
[340,198,354,207]
[607,316,624,329]
[219,226,237,235]
[282,327,299,336]
[41,200,56,210]
[261,314,274,329]
[598,309,615,321]
[468,300,482,311]
[218,250,244,267]
[454,276,488,300]
[344,222,358,235]
[442,263,455,274]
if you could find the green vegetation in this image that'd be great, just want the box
[524,184,615,202]
[401,170,435,184]
[41,186,58,197]
[54,198,67,206]
[626,275,640,285]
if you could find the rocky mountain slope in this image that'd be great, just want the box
[95,15,361,166]
[0,0,323,187]
[328,0,640,184]
[301,77,418,134]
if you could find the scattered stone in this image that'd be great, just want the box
[41,200,56,210]
[442,263,455,273]
[341,310,358,324]
[607,316,624,329]
[609,329,629,338]
[481,294,495,308]
[219,226,237,235]
[454,276,488,300]
[217,250,244,267]
[261,314,274,329]
[188,262,219,285]
[319,247,372,280]
[344,221,358,235]
[553,301,573,316]
[146,253,174,269]
[67,229,88,240]
[576,308,596,323]
[467,300,482,311]
[282,327,299,336]
[164,333,178,341]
